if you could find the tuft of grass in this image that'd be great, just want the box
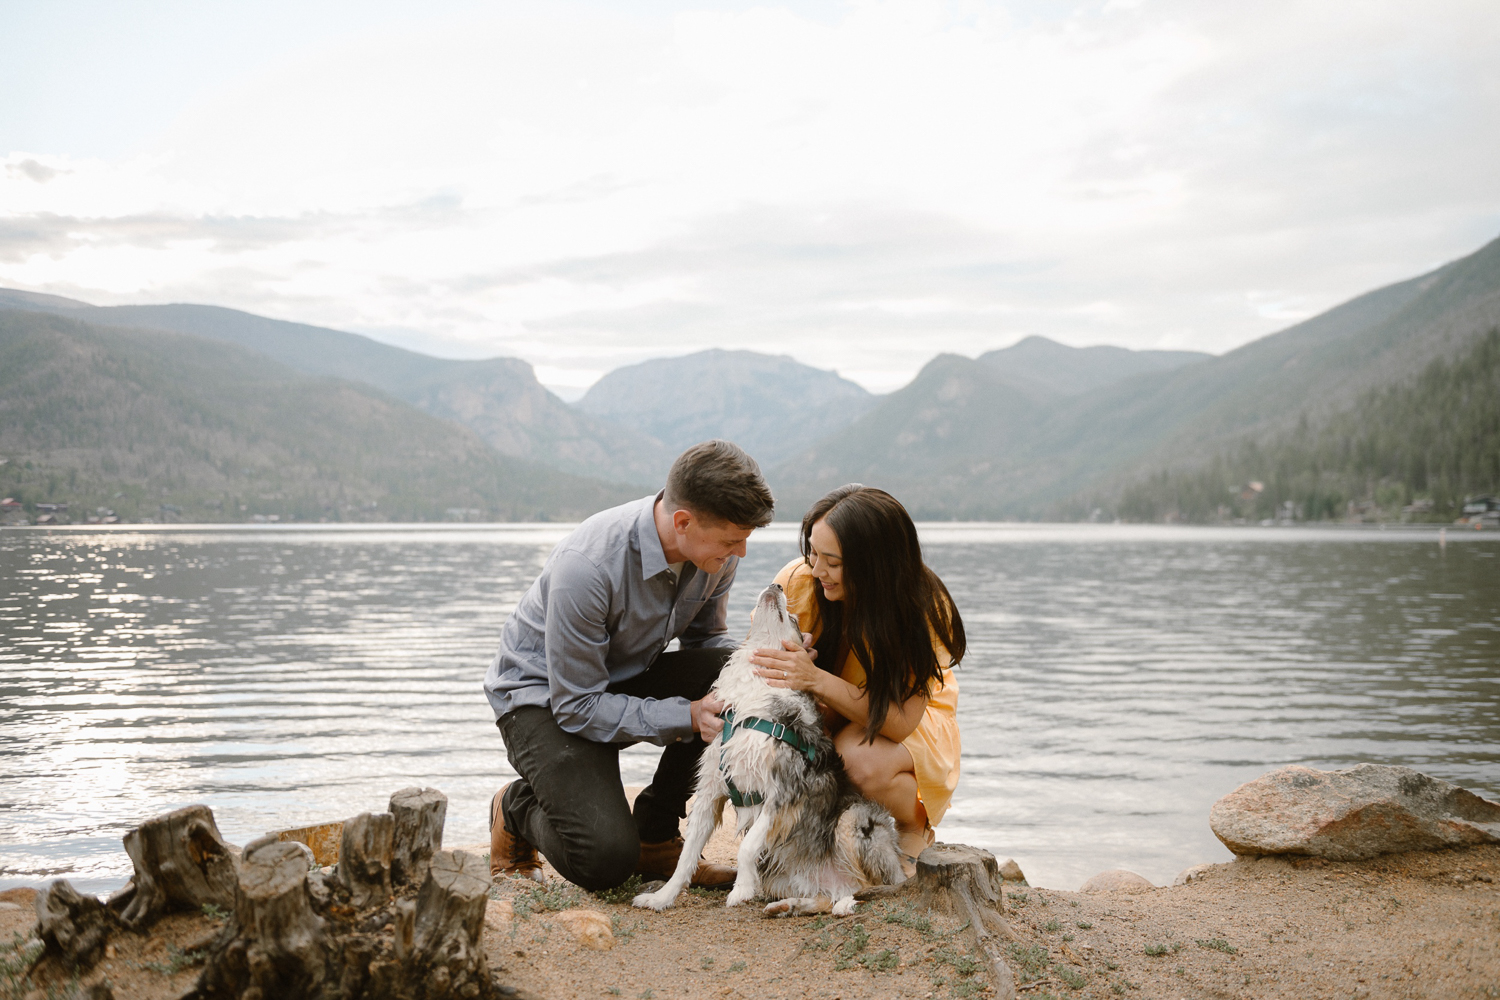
[1111,983,1126,995]
[700,956,715,970]
[1007,891,1029,905]
[883,903,934,936]
[142,945,206,975]
[2,933,48,1000]
[592,875,643,905]
[728,960,746,973]
[1144,943,1170,957]
[1043,919,1062,932]
[832,921,872,971]
[513,880,583,918]
[606,989,621,996]
[1055,965,1086,989]
[1195,938,1237,954]
[932,944,983,979]
[1006,943,1050,983]
[609,914,645,943]
[685,884,730,898]
[857,948,899,972]
[1075,921,1093,930]
[200,902,230,922]
[638,991,654,999]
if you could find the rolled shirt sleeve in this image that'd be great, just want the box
[544,550,695,745]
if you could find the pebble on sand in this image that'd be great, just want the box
[1210,763,1500,861]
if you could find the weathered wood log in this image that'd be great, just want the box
[411,850,492,999]
[339,811,396,909]
[199,838,329,1000]
[117,804,238,930]
[34,879,117,972]
[857,843,1017,1000]
[390,787,447,887]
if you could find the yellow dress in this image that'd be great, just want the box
[773,558,962,826]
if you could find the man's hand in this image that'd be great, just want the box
[690,692,727,742]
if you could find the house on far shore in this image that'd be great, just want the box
[1460,495,1500,526]
[34,502,70,525]
[1,498,27,526]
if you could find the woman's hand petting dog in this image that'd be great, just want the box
[751,633,820,693]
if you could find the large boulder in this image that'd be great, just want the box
[1210,764,1500,860]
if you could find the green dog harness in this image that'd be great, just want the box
[717,708,819,807]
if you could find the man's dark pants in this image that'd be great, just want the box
[496,647,731,891]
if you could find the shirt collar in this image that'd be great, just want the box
[637,490,673,581]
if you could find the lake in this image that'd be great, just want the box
[2,522,1496,894]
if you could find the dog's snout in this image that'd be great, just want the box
[770,583,783,592]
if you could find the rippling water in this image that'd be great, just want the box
[2,522,1496,893]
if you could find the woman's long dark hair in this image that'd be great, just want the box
[801,485,965,743]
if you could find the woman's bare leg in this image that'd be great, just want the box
[834,724,931,859]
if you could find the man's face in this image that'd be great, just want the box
[673,510,754,573]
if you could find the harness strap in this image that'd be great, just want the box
[716,709,819,807]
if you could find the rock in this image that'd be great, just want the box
[997,858,1027,883]
[1209,763,1500,861]
[484,899,514,935]
[550,909,613,950]
[1079,870,1155,893]
[1173,864,1214,886]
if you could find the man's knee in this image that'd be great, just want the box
[555,826,639,891]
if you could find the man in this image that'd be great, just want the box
[484,439,776,890]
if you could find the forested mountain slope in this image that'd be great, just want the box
[0,294,670,486]
[0,310,640,523]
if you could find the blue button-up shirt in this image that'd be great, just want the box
[483,493,740,745]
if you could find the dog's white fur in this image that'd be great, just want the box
[632,583,904,917]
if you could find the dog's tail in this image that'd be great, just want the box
[846,800,906,887]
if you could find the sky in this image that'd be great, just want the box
[2,1,1499,394]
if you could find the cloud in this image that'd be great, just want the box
[1,1,1498,390]
[6,158,62,183]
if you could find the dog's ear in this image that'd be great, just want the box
[787,611,799,630]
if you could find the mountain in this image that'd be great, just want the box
[575,349,876,469]
[771,234,1500,519]
[0,309,640,523]
[978,336,1208,396]
[0,293,671,487]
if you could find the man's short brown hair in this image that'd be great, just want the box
[663,440,775,528]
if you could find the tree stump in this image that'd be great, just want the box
[389,787,447,887]
[410,850,491,999]
[339,811,396,909]
[116,804,238,930]
[34,879,117,973]
[199,838,329,1000]
[858,843,1018,1000]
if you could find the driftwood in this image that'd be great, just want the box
[389,787,447,887]
[339,811,396,909]
[34,879,118,973]
[858,843,1018,1000]
[116,804,238,930]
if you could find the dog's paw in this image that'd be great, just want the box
[763,899,794,918]
[831,896,859,917]
[631,889,675,911]
[725,884,756,908]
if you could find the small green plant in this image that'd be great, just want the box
[952,980,986,998]
[932,945,983,979]
[685,884,729,897]
[857,948,899,972]
[882,903,934,935]
[1007,891,1028,905]
[638,991,654,1000]
[608,914,645,943]
[1075,921,1092,929]
[728,961,746,973]
[200,902,230,922]
[2,933,47,1000]
[832,921,872,971]
[513,880,583,917]
[1005,943,1050,983]
[1043,919,1061,932]
[1144,943,1170,957]
[1056,965,1086,989]
[606,989,620,996]
[142,945,206,975]
[1111,983,1126,995]
[592,874,643,905]
[1061,933,1073,942]
[1105,959,1119,970]
[1195,937,1237,954]
[700,956,715,970]
[1175,965,1185,976]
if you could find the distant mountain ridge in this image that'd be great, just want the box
[0,309,639,523]
[979,336,1208,396]
[0,293,671,487]
[576,349,876,468]
[771,233,1500,519]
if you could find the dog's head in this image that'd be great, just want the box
[746,583,804,651]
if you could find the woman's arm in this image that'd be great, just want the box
[751,640,926,743]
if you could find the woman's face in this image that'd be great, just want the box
[808,518,845,602]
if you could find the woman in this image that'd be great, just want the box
[751,484,963,871]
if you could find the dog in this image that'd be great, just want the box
[632,582,904,917]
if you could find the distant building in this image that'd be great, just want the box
[1461,495,1500,525]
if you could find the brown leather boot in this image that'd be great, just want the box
[490,784,545,883]
[636,836,736,888]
